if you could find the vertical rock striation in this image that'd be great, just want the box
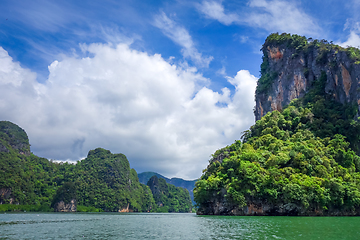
[194,33,360,216]
[255,33,360,121]
[54,199,77,212]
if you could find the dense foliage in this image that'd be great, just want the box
[138,171,197,204]
[147,175,192,213]
[195,34,360,214]
[51,182,77,208]
[195,105,360,214]
[72,148,155,212]
[0,122,191,212]
[0,121,30,153]
[258,69,360,154]
[0,148,59,210]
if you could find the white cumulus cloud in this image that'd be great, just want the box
[0,44,256,179]
[338,31,360,48]
[196,0,239,25]
[338,19,360,48]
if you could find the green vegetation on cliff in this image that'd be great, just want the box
[195,103,360,215]
[0,121,192,212]
[147,175,192,213]
[195,33,360,216]
[263,32,360,63]
[51,182,77,208]
[73,148,154,212]
[138,171,197,204]
[257,33,360,153]
[0,122,59,210]
[0,121,30,153]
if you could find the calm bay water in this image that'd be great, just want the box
[0,213,359,239]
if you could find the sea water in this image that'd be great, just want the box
[1,212,359,239]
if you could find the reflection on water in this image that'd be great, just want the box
[0,213,359,239]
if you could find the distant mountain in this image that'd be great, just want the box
[138,172,197,204]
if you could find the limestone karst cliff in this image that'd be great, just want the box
[255,33,360,121]
[194,33,360,216]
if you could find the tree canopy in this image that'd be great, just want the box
[0,124,191,213]
[195,70,360,215]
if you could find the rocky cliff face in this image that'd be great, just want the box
[255,33,360,121]
[194,34,360,216]
[0,188,12,204]
[197,194,360,216]
[51,182,77,212]
[53,199,77,212]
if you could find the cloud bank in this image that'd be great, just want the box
[0,44,257,179]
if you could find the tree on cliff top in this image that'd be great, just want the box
[195,104,360,215]
[194,33,360,216]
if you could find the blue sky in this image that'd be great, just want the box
[1,0,359,179]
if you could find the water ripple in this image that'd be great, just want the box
[0,213,359,239]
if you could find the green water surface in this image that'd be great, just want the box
[0,213,359,239]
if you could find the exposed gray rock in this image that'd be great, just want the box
[53,199,77,212]
[0,188,12,204]
[255,39,360,121]
[197,197,360,216]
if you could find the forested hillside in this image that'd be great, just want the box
[147,175,192,213]
[194,33,360,216]
[0,121,58,211]
[138,171,197,203]
[0,121,190,212]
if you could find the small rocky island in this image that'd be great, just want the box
[194,33,360,216]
